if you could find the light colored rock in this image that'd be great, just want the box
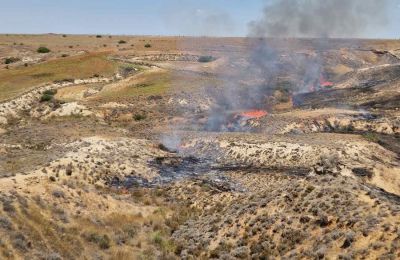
[0,75,118,120]
[100,102,128,109]
[0,116,7,125]
[45,102,92,118]
[34,136,168,183]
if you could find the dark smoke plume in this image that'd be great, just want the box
[249,0,394,38]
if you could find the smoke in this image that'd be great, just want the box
[249,0,394,38]
[162,0,398,142]
[161,132,182,152]
[205,0,397,131]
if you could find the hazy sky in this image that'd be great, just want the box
[1,0,399,38]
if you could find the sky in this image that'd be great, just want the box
[0,0,399,38]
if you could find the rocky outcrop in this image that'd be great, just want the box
[281,116,400,135]
[0,75,120,123]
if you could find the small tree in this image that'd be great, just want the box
[37,47,51,53]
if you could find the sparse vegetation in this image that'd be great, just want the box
[85,233,111,249]
[0,53,118,101]
[363,132,379,143]
[0,35,399,260]
[118,40,127,44]
[144,43,152,48]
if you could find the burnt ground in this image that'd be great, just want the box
[0,36,399,259]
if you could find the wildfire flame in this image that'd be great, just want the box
[319,75,334,88]
[240,110,268,119]
[306,74,334,92]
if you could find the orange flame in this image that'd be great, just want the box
[240,110,268,119]
[320,75,334,87]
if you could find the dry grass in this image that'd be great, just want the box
[95,69,171,100]
[54,84,95,102]
[0,184,185,259]
[0,52,117,101]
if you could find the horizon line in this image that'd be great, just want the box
[0,33,398,41]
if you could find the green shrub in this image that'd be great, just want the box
[98,235,111,249]
[86,233,111,249]
[144,43,152,48]
[118,40,127,44]
[40,94,53,102]
[37,47,51,53]
[96,35,102,38]
[198,55,215,63]
[133,114,146,121]
[43,89,57,95]
[62,34,67,37]
[4,57,20,64]
[40,89,57,102]
[152,232,163,245]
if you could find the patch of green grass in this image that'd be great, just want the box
[363,133,379,143]
[150,231,176,254]
[0,53,118,101]
[98,71,170,100]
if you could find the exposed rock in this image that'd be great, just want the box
[44,102,92,118]
[0,116,7,125]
